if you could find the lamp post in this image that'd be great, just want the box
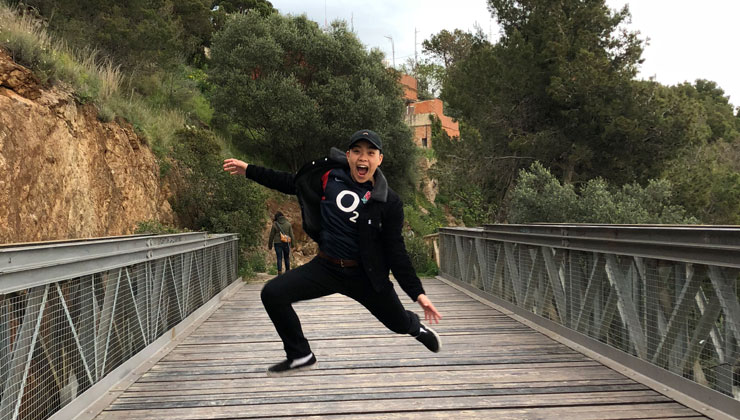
[384,35,395,68]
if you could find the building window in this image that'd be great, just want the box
[422,137,428,148]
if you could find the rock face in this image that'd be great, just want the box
[0,49,172,244]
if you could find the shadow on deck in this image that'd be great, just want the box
[92,278,710,419]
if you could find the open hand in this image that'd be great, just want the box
[417,294,442,324]
[223,158,248,176]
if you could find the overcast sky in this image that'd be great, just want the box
[270,1,739,108]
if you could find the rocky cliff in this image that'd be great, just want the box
[0,49,173,244]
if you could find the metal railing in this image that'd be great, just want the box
[0,232,239,420]
[439,224,740,409]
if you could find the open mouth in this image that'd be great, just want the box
[357,165,368,177]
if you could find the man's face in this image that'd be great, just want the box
[346,140,383,184]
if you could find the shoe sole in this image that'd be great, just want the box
[266,362,318,377]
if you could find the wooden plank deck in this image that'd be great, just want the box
[95,278,709,419]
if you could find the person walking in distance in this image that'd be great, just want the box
[269,211,294,275]
[223,129,442,376]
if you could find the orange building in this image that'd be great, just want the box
[400,75,459,148]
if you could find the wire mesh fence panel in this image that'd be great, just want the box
[439,225,740,401]
[0,233,239,420]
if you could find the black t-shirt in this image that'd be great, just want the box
[319,168,373,260]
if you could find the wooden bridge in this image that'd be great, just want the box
[88,277,713,420]
[2,228,738,420]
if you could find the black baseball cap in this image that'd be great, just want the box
[348,129,382,152]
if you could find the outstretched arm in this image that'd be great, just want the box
[223,158,296,195]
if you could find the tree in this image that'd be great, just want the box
[24,0,216,69]
[211,0,276,32]
[663,141,740,225]
[422,29,483,69]
[444,0,660,184]
[400,58,444,99]
[430,118,498,224]
[208,13,417,196]
[673,80,740,143]
[413,28,483,102]
[174,0,214,63]
[212,0,274,14]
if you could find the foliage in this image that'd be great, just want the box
[412,60,445,100]
[0,5,120,93]
[447,187,496,227]
[509,162,698,224]
[169,127,267,251]
[134,220,185,234]
[241,248,268,279]
[173,0,215,63]
[422,28,483,69]
[2,3,271,274]
[139,65,214,124]
[211,0,276,32]
[443,0,661,185]
[399,58,444,100]
[663,141,740,225]
[404,28,484,103]
[402,195,444,276]
[671,80,740,143]
[23,0,201,70]
[430,116,500,223]
[403,232,438,277]
[425,0,740,224]
[208,13,417,197]
[404,197,446,237]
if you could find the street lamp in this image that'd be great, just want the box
[384,35,395,68]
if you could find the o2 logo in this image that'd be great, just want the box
[336,190,360,223]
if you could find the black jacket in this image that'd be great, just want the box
[245,148,425,301]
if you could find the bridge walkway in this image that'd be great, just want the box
[92,277,709,419]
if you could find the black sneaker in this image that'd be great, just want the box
[266,354,317,377]
[415,324,442,353]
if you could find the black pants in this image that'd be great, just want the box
[260,256,421,360]
[274,242,290,271]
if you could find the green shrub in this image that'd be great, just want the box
[509,162,698,224]
[405,206,436,237]
[169,127,267,261]
[134,220,184,235]
[243,248,268,276]
[663,141,740,224]
[446,187,495,227]
[404,233,439,277]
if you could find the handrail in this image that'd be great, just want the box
[0,233,240,420]
[0,232,238,294]
[439,224,740,418]
[441,224,740,268]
